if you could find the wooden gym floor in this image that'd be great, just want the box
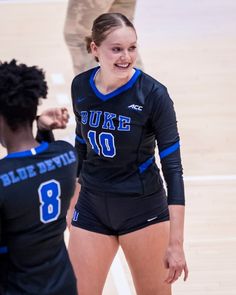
[0,0,236,294]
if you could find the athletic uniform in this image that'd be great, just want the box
[0,217,8,295]
[0,141,78,295]
[71,67,185,235]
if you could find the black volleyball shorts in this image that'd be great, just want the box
[71,186,169,235]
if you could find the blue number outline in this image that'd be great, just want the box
[38,179,61,223]
[99,132,116,158]
[87,130,116,158]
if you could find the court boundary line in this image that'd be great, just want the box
[188,237,236,244]
[184,174,236,181]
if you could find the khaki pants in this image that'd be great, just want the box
[63,0,142,74]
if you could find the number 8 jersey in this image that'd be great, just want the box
[72,67,185,205]
[0,141,78,295]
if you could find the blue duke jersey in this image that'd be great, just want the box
[0,141,78,295]
[72,67,185,205]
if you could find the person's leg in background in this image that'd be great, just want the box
[63,0,112,74]
[63,0,142,75]
[108,0,136,19]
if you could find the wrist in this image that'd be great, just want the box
[36,115,50,131]
[169,239,184,248]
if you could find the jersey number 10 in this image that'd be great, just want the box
[88,130,116,158]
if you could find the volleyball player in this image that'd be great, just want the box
[68,13,188,295]
[0,106,69,294]
[0,60,78,295]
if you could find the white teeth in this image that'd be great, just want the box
[116,63,129,68]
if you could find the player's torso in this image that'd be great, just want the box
[0,141,77,263]
[74,68,155,164]
[72,68,164,194]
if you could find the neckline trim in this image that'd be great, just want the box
[89,66,141,101]
[4,142,49,159]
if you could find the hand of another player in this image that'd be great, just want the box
[164,244,188,284]
[37,107,69,130]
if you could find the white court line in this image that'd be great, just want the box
[188,237,236,244]
[48,135,236,186]
[184,175,236,181]
[111,251,133,295]
[0,0,66,4]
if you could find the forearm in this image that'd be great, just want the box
[35,116,55,143]
[35,107,69,143]
[35,129,54,143]
[161,149,185,206]
[168,205,185,246]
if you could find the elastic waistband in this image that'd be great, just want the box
[80,185,166,199]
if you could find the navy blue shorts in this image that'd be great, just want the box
[71,187,169,235]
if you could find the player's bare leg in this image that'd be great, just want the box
[119,222,171,295]
[68,227,119,295]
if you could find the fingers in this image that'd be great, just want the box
[60,107,69,128]
[165,265,183,284]
[164,245,188,285]
[37,107,70,131]
[54,107,69,129]
[61,108,70,125]
[165,262,188,284]
[165,267,176,284]
[183,263,189,281]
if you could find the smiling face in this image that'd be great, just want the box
[91,25,137,80]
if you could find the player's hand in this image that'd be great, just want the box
[37,107,69,130]
[164,244,188,284]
